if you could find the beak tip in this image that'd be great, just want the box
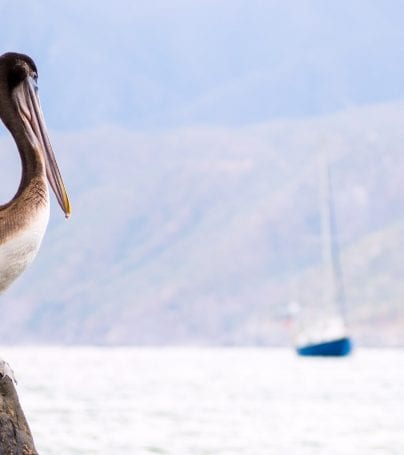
[63,197,71,219]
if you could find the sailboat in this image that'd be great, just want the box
[295,150,353,357]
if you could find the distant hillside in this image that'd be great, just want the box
[1,101,404,345]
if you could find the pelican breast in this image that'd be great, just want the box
[0,201,49,293]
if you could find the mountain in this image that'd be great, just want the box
[1,101,404,345]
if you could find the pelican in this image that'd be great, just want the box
[0,52,70,293]
[0,52,70,453]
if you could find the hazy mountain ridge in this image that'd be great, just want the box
[1,101,404,345]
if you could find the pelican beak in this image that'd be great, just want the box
[13,76,71,218]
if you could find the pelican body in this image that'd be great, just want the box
[0,52,70,293]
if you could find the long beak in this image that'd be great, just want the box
[14,76,71,218]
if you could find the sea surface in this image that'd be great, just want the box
[1,347,403,454]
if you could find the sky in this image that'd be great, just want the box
[1,1,404,131]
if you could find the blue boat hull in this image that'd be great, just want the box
[296,337,352,357]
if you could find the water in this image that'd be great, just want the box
[1,347,403,454]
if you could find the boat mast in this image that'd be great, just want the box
[319,148,347,321]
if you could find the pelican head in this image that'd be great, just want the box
[0,52,70,217]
